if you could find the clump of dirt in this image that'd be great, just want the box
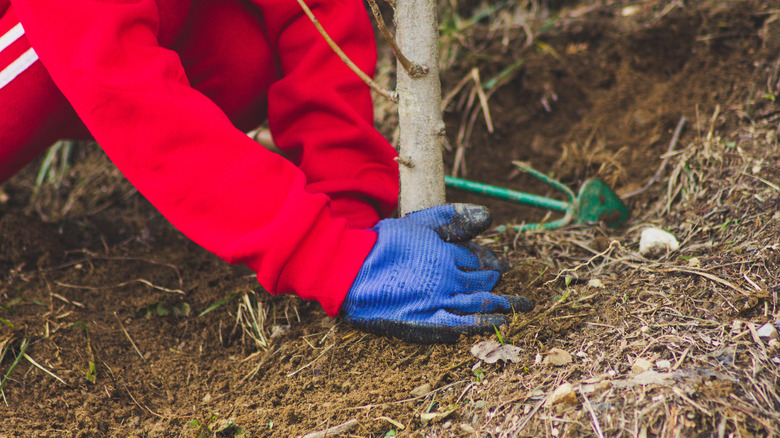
[1,1,780,437]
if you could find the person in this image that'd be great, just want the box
[0,0,531,343]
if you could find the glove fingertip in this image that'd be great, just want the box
[438,204,493,242]
[470,314,510,330]
[495,258,511,275]
[507,296,534,313]
[466,242,511,274]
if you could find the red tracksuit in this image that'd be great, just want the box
[0,0,399,316]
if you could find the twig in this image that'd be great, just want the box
[672,386,713,417]
[442,70,477,110]
[375,416,405,430]
[445,68,495,177]
[55,279,184,294]
[511,398,544,438]
[287,344,333,377]
[114,312,145,361]
[471,69,494,133]
[508,289,583,338]
[50,292,85,308]
[742,172,780,192]
[300,419,359,438]
[123,384,166,419]
[344,380,470,410]
[295,0,397,102]
[622,116,686,199]
[580,390,605,438]
[394,155,414,168]
[23,353,67,386]
[365,0,427,78]
[650,0,684,25]
[654,267,752,296]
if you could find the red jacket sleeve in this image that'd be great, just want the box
[10,0,387,316]
[253,0,399,230]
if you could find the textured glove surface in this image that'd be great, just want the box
[341,204,532,344]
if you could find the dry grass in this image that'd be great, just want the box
[437,103,780,437]
[1,1,778,436]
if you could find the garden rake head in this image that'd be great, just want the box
[444,161,629,232]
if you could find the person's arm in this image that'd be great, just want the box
[11,0,375,316]
[254,0,399,229]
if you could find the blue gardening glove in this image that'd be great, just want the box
[341,204,532,344]
[463,241,511,274]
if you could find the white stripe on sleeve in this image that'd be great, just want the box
[0,23,24,54]
[0,48,39,90]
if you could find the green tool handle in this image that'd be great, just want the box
[444,176,570,213]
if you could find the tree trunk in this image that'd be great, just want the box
[395,0,446,215]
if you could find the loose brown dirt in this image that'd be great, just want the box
[2,1,780,437]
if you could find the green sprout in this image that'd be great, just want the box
[494,325,504,345]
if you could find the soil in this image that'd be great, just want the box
[2,1,780,437]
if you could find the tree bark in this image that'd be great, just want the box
[395,0,446,215]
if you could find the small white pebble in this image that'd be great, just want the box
[639,228,679,258]
[588,279,605,288]
[656,359,672,370]
[621,5,640,16]
[756,322,779,340]
[460,424,476,433]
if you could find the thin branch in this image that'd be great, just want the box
[394,155,414,168]
[300,419,359,438]
[580,390,605,438]
[344,380,470,410]
[365,0,428,78]
[123,384,167,419]
[287,344,333,377]
[654,267,752,296]
[23,353,67,386]
[295,0,397,102]
[55,279,184,294]
[622,116,686,199]
[507,289,571,338]
[510,398,544,438]
[114,312,146,361]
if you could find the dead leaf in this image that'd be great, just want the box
[631,358,653,374]
[544,383,577,407]
[410,383,431,398]
[420,407,457,423]
[542,348,572,367]
[470,340,523,364]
